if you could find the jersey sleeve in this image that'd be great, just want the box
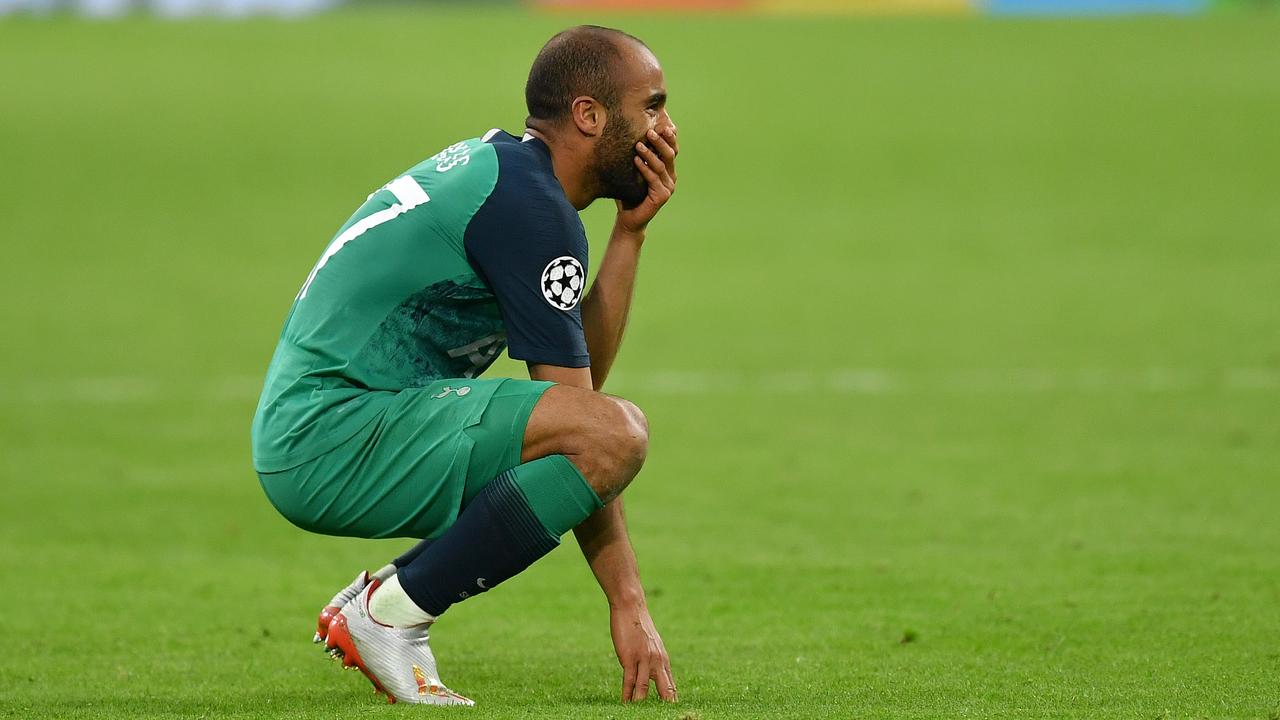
[463,169,591,368]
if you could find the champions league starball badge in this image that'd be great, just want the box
[540,256,585,311]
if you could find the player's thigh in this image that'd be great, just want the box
[456,377,555,505]
[520,384,648,472]
[369,377,558,537]
[259,378,531,540]
[460,381,649,506]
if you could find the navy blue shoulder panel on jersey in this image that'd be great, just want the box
[464,131,591,369]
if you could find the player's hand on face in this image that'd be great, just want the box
[609,604,677,703]
[616,125,678,236]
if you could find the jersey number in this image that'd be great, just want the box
[296,175,430,300]
[448,333,505,379]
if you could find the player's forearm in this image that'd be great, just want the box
[581,225,644,391]
[573,498,646,609]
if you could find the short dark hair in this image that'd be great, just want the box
[525,25,647,125]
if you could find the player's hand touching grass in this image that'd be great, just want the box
[611,603,677,703]
[616,125,678,236]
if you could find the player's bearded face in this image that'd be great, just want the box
[593,110,648,209]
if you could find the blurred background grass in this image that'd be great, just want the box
[1,8,1278,719]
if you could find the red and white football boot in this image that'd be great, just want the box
[324,580,474,706]
[313,571,369,645]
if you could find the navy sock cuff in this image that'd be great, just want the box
[489,470,561,551]
[398,469,559,617]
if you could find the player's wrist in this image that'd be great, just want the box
[606,588,647,611]
[610,220,647,246]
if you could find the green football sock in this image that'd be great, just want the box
[510,454,603,538]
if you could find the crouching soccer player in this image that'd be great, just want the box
[250,26,679,705]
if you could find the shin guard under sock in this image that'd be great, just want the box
[397,455,601,616]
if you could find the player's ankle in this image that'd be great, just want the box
[367,574,437,628]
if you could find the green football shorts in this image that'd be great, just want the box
[257,377,553,540]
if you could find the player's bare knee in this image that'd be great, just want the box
[614,397,649,469]
[588,397,647,500]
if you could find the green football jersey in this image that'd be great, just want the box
[252,130,590,473]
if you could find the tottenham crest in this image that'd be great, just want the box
[541,256,585,311]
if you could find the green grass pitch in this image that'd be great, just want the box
[1,9,1278,719]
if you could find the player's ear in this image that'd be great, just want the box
[570,96,605,138]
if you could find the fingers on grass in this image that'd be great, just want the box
[621,664,637,703]
[658,661,677,702]
[633,659,650,701]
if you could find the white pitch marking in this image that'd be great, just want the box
[1224,368,1280,390]
[827,369,896,394]
[9,367,1279,406]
